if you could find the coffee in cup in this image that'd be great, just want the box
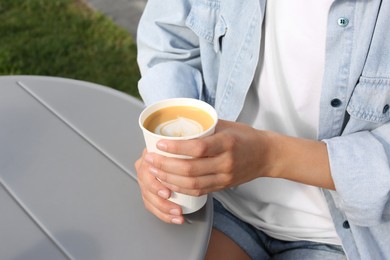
[143,105,215,137]
[139,98,218,214]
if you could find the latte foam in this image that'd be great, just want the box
[155,117,203,137]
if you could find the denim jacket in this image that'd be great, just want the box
[137,0,390,258]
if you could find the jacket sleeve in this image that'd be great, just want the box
[324,128,390,226]
[323,79,390,227]
[136,0,203,106]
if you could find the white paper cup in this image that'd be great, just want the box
[139,98,218,214]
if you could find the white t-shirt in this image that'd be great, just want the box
[214,0,341,244]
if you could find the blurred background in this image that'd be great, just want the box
[0,0,146,99]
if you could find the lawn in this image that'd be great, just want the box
[0,0,141,98]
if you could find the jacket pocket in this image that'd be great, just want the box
[344,77,390,133]
[185,0,227,53]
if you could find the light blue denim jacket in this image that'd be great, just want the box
[137,0,390,258]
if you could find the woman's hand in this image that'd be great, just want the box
[135,149,185,224]
[141,120,274,196]
[135,119,335,224]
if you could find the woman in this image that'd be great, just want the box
[135,0,390,259]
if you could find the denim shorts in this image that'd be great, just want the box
[212,199,346,260]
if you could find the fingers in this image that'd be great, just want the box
[160,175,227,196]
[145,154,233,196]
[136,150,185,224]
[141,185,185,224]
[145,152,229,179]
[156,120,233,158]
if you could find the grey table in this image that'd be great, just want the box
[0,76,212,260]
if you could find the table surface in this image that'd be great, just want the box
[0,76,212,260]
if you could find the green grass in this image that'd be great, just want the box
[0,0,141,98]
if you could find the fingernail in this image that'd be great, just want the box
[171,217,183,224]
[157,141,167,151]
[149,167,158,176]
[144,154,153,163]
[158,190,169,199]
[169,208,181,216]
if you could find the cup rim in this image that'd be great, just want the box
[138,98,218,140]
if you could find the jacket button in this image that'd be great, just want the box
[383,104,389,114]
[338,17,349,27]
[330,98,342,107]
[343,220,350,229]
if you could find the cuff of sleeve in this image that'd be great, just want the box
[324,132,390,226]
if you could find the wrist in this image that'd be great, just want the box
[261,131,334,190]
[256,130,283,179]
